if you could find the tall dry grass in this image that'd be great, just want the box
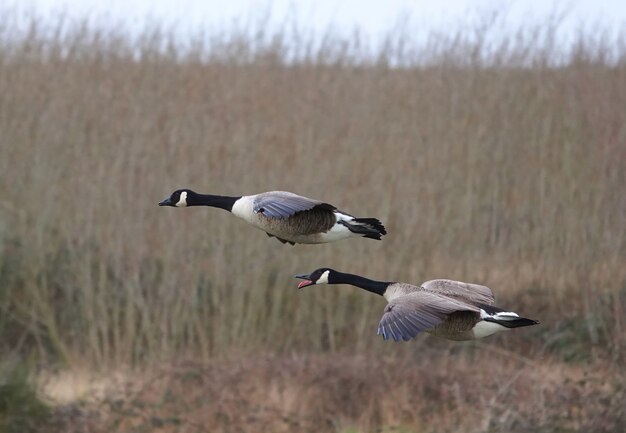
[0,12,624,371]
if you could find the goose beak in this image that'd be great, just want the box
[159,197,173,206]
[294,273,313,289]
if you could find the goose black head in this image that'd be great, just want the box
[159,189,195,207]
[294,268,335,289]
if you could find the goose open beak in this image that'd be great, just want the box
[294,273,313,289]
[159,197,173,206]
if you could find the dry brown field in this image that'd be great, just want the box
[0,12,624,433]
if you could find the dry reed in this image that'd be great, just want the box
[0,10,624,374]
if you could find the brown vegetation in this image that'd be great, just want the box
[0,10,625,433]
[38,352,625,433]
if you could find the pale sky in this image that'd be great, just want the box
[14,0,626,44]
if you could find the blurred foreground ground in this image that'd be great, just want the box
[38,350,624,433]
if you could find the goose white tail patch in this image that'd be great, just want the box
[494,312,519,319]
[334,212,353,221]
[479,309,519,319]
[319,223,352,242]
[316,211,355,242]
[474,308,519,339]
[176,191,188,207]
[472,320,509,339]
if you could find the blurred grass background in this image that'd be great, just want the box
[0,8,625,432]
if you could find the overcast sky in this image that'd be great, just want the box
[15,0,626,44]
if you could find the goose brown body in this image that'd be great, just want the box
[296,269,539,341]
[159,189,386,245]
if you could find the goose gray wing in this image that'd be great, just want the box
[377,292,479,342]
[253,192,336,219]
[421,279,495,306]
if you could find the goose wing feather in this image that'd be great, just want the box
[377,292,479,341]
[421,279,495,306]
[253,192,336,219]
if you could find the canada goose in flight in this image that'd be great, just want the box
[295,268,538,341]
[159,189,386,245]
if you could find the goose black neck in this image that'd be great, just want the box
[188,193,241,212]
[331,271,390,296]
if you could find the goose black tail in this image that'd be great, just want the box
[484,316,539,329]
[340,218,387,240]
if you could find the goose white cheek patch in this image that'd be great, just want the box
[317,270,330,284]
[176,191,188,207]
